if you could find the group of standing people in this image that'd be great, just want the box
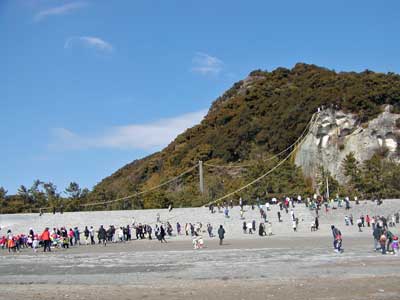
[1,215,229,252]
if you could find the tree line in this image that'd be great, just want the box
[2,152,400,214]
[0,181,89,214]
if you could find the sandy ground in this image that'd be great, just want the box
[1,236,400,300]
[1,277,399,300]
[1,200,399,239]
[1,201,400,299]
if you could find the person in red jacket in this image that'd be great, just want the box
[41,227,51,252]
[366,215,371,227]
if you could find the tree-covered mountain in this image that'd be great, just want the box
[2,63,400,213]
[87,63,400,209]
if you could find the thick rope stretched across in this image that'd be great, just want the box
[80,164,199,207]
[40,164,198,211]
[84,114,319,208]
[203,114,318,169]
[202,112,319,207]
[39,112,318,212]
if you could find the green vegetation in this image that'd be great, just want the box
[0,181,89,214]
[2,63,400,213]
[342,152,400,199]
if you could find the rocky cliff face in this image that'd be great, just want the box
[295,106,400,184]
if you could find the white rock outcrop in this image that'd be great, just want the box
[295,106,400,184]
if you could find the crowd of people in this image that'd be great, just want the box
[0,221,170,252]
[0,219,229,252]
[1,195,399,254]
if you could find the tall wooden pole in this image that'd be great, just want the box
[199,161,204,194]
[326,176,330,200]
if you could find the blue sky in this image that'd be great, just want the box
[1,0,398,194]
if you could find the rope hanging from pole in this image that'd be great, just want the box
[39,164,199,211]
[38,111,319,212]
[80,164,199,208]
[202,112,319,207]
[203,113,318,169]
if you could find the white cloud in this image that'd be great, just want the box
[34,2,87,22]
[64,36,113,52]
[50,110,208,151]
[192,52,223,75]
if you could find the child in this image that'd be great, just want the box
[27,235,33,248]
[32,236,39,253]
[7,236,16,253]
[379,233,387,255]
[247,222,253,234]
[392,236,399,256]
[0,236,6,249]
[224,207,229,218]
[267,222,273,236]
[62,236,70,249]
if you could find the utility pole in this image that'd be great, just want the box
[199,160,204,194]
[326,176,330,200]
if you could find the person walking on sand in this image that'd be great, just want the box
[218,225,225,246]
[176,222,181,235]
[98,225,107,246]
[89,226,95,245]
[379,231,387,255]
[158,225,167,243]
[373,225,382,251]
[365,215,370,227]
[267,222,273,236]
[207,223,213,237]
[224,207,229,218]
[331,225,343,253]
[357,218,363,232]
[242,221,247,234]
[84,226,90,245]
[41,227,51,252]
[392,236,399,256]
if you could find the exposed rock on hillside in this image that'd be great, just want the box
[295,106,400,184]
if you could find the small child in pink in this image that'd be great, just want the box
[392,236,399,256]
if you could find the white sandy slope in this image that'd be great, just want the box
[0,200,399,239]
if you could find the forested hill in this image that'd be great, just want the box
[87,63,400,209]
[4,63,400,213]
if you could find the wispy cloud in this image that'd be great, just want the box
[64,36,113,52]
[34,2,87,22]
[50,110,208,151]
[191,52,223,75]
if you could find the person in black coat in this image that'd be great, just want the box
[98,225,107,246]
[218,225,225,245]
